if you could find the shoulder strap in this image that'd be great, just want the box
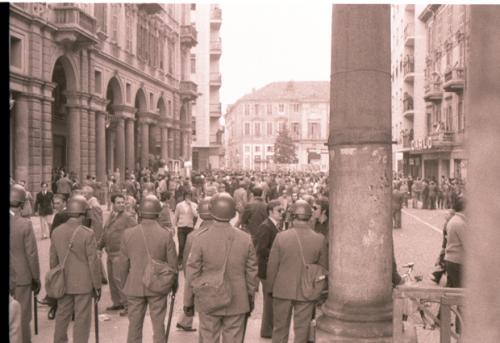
[140,225,153,260]
[292,229,307,267]
[61,226,81,268]
[221,229,234,277]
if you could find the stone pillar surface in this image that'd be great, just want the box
[141,121,149,168]
[95,112,106,183]
[464,6,500,342]
[88,110,96,177]
[106,129,115,175]
[41,97,53,185]
[168,129,174,160]
[315,5,393,342]
[125,119,135,172]
[80,107,89,178]
[67,105,81,179]
[14,94,30,184]
[161,127,168,161]
[115,117,126,179]
[28,96,43,190]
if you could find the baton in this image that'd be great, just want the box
[165,291,176,342]
[94,298,99,343]
[33,293,38,335]
[241,312,250,343]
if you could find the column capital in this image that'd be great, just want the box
[111,104,138,118]
[64,91,92,108]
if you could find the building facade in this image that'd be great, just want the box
[391,4,468,181]
[225,81,329,172]
[190,4,224,171]
[10,3,197,192]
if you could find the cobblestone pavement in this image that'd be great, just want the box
[29,206,446,342]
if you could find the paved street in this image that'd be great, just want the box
[30,207,447,342]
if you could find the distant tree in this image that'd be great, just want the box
[274,128,298,164]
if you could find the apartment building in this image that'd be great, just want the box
[10,3,197,191]
[225,81,329,172]
[190,4,224,171]
[391,4,468,181]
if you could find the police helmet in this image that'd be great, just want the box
[209,192,236,222]
[140,195,162,219]
[66,195,89,217]
[198,196,213,221]
[292,199,313,221]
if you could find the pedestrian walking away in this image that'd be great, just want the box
[34,182,54,239]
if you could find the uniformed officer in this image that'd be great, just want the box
[177,196,213,332]
[10,184,41,343]
[119,195,178,343]
[267,199,328,343]
[50,195,102,343]
[186,192,258,343]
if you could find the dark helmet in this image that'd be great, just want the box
[210,192,236,222]
[66,195,89,217]
[10,184,26,207]
[198,197,213,220]
[140,195,162,219]
[291,199,312,221]
[302,194,315,206]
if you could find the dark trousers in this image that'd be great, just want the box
[260,278,273,337]
[393,209,402,229]
[445,261,462,333]
[177,226,193,262]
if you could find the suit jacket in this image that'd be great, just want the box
[10,212,40,286]
[34,191,53,216]
[186,222,258,315]
[255,218,279,279]
[98,211,137,254]
[119,219,178,297]
[56,177,73,194]
[241,198,268,238]
[50,209,70,237]
[50,220,101,293]
[267,226,328,301]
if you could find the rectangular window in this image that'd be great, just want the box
[111,5,119,42]
[267,122,273,136]
[150,93,154,109]
[125,10,132,52]
[94,70,102,94]
[255,145,260,152]
[168,40,175,74]
[10,36,22,68]
[244,145,250,153]
[126,83,131,103]
[293,104,300,112]
[291,122,300,139]
[190,54,196,74]
[245,104,250,115]
[192,117,196,137]
[266,145,273,153]
[426,112,432,135]
[278,104,284,113]
[254,104,259,115]
[254,122,261,137]
[94,3,107,34]
[278,121,287,133]
[457,96,464,131]
[308,122,320,139]
[267,104,272,115]
[244,123,250,136]
[445,101,453,131]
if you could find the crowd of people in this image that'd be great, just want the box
[9,167,466,342]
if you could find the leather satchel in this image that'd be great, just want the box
[192,233,234,314]
[293,229,328,301]
[141,225,177,295]
[45,226,81,299]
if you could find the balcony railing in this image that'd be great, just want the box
[210,39,222,55]
[393,286,464,343]
[179,80,198,100]
[424,80,443,102]
[443,66,465,92]
[210,103,222,117]
[180,24,197,48]
[210,72,222,87]
[404,23,415,46]
[54,5,97,35]
[137,3,164,14]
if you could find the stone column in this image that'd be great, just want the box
[106,129,115,175]
[80,106,89,178]
[141,121,150,168]
[14,94,30,183]
[168,129,174,160]
[315,5,392,342]
[161,127,169,161]
[95,112,106,183]
[41,84,55,185]
[28,96,43,190]
[115,117,126,179]
[125,118,135,172]
[464,6,500,342]
[67,104,81,179]
[88,110,96,177]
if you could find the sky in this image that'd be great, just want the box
[219,2,332,110]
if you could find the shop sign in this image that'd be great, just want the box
[410,137,433,151]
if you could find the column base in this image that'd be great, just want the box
[315,313,392,342]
